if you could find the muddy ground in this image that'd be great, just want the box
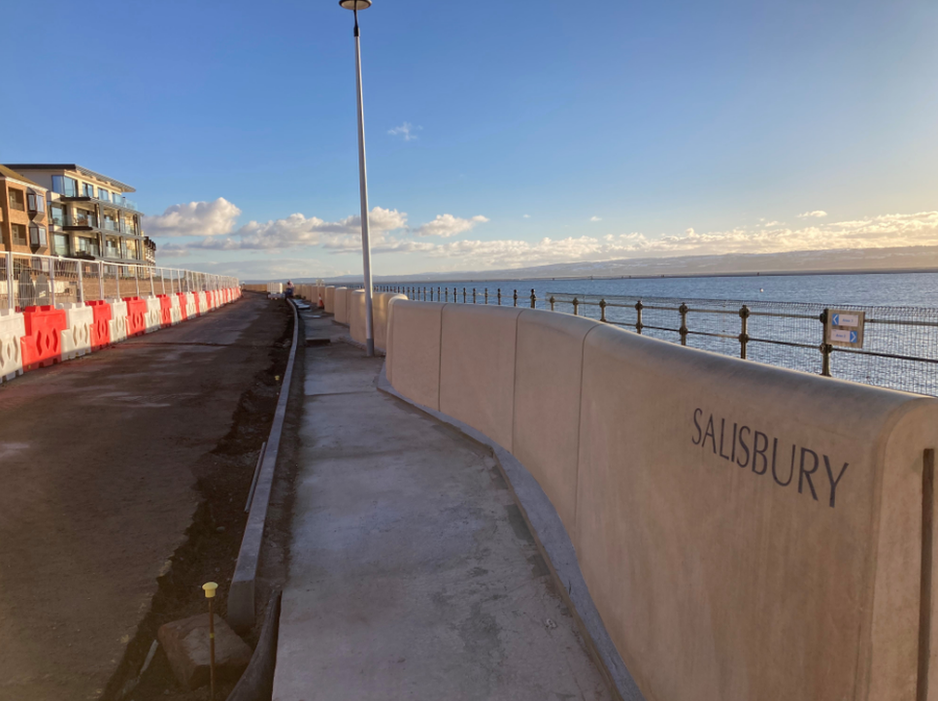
[0,293,297,701]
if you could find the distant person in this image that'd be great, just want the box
[285,280,295,298]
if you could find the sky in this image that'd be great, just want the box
[2,0,937,281]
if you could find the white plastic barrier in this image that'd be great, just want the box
[267,282,283,295]
[169,295,182,325]
[184,293,197,319]
[197,292,208,315]
[108,299,129,344]
[0,309,25,382]
[59,302,94,360]
[144,296,162,333]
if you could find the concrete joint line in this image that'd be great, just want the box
[229,300,300,631]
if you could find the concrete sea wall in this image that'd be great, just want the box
[385,300,938,701]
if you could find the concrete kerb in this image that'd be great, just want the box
[376,365,644,701]
[228,300,300,632]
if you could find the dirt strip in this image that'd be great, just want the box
[0,293,291,701]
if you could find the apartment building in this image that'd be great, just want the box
[0,165,51,255]
[5,164,154,266]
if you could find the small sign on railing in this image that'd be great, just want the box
[826,310,865,348]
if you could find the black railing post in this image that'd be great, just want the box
[679,303,688,346]
[739,305,750,359]
[463,287,467,303]
[513,289,518,307]
[445,287,449,302]
[549,296,555,312]
[453,287,456,303]
[572,297,579,316]
[485,288,488,304]
[497,288,502,305]
[820,309,832,376]
[599,298,606,322]
[635,300,644,334]
[530,289,536,309]
[473,288,477,304]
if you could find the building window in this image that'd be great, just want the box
[76,236,99,256]
[106,237,119,257]
[9,189,25,211]
[54,234,70,256]
[29,224,47,246]
[98,188,111,202]
[50,204,66,227]
[126,239,138,258]
[11,223,27,245]
[74,209,96,227]
[26,191,45,212]
[52,175,79,197]
[82,182,95,197]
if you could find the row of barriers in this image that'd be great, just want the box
[383,299,938,701]
[0,252,241,383]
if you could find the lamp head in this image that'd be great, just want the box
[339,0,371,9]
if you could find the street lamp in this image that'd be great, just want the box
[340,0,375,356]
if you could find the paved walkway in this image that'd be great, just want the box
[273,313,615,700]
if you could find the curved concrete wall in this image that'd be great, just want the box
[334,287,349,325]
[350,291,406,352]
[386,301,938,701]
[324,286,335,314]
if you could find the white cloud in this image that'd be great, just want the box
[388,122,422,141]
[348,211,938,270]
[146,198,241,237]
[523,214,531,219]
[798,210,828,218]
[590,216,602,222]
[161,206,407,253]
[413,214,489,238]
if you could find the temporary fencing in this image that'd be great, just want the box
[0,251,242,384]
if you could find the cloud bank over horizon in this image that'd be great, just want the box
[149,197,938,276]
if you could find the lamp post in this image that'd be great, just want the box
[340,0,375,356]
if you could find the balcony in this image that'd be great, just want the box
[57,193,140,213]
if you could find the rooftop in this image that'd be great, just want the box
[0,164,42,188]
[4,164,135,193]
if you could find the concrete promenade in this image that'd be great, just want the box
[273,313,615,700]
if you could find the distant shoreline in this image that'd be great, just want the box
[320,266,938,286]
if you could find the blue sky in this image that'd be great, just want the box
[3,0,937,280]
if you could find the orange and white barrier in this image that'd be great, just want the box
[144,296,162,333]
[59,302,94,360]
[0,309,25,382]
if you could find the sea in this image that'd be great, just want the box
[383,271,938,309]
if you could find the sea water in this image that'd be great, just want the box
[394,272,938,309]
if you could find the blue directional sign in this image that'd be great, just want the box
[826,309,865,348]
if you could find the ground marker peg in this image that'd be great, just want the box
[202,582,218,700]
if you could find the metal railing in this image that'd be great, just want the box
[0,252,239,311]
[369,284,938,397]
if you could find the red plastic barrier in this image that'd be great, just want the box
[193,294,201,316]
[87,300,112,351]
[124,297,147,337]
[20,305,68,371]
[177,293,188,321]
[158,295,173,328]
[206,290,214,310]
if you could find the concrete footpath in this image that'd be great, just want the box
[273,313,615,700]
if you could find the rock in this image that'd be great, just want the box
[157,613,252,690]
